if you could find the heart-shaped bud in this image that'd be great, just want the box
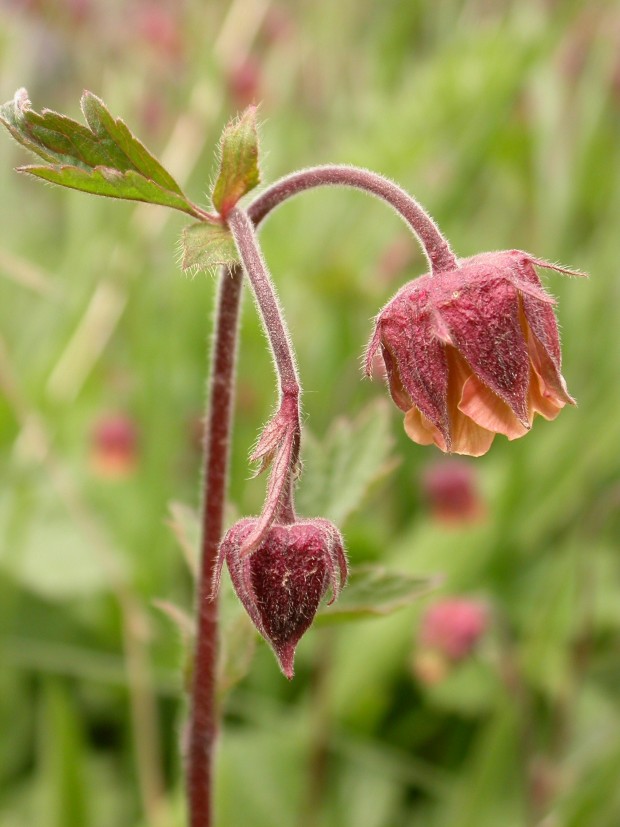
[213,518,347,678]
[366,250,584,456]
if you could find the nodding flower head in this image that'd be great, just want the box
[213,518,347,679]
[366,250,582,457]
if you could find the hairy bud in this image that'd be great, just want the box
[366,250,583,456]
[213,518,347,678]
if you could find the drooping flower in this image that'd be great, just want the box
[90,413,139,479]
[419,598,488,662]
[413,597,488,685]
[212,518,347,678]
[365,250,583,457]
[421,458,485,525]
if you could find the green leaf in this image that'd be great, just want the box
[211,106,260,216]
[181,222,240,272]
[0,88,202,216]
[296,399,397,526]
[318,564,439,624]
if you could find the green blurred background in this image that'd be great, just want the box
[1,1,619,825]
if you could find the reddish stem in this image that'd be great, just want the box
[227,206,300,398]
[187,264,243,827]
[227,205,301,521]
[248,165,457,274]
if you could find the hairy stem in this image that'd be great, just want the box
[227,205,301,520]
[187,265,243,827]
[227,206,300,398]
[248,165,457,275]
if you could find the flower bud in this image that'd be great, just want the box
[421,458,485,525]
[419,598,488,662]
[214,518,347,678]
[90,413,139,479]
[366,250,581,456]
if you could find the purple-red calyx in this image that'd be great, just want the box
[366,250,584,457]
[212,518,347,678]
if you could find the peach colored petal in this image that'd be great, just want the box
[404,407,447,451]
[459,374,530,441]
[527,366,565,421]
[440,348,494,455]
[525,323,575,406]
[448,407,496,456]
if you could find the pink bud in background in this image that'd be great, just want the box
[421,458,485,525]
[227,56,262,110]
[366,250,582,456]
[213,518,347,678]
[90,414,139,479]
[419,598,488,662]
[261,5,296,45]
[134,2,183,63]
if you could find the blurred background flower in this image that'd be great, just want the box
[414,596,488,685]
[420,458,485,525]
[89,413,139,479]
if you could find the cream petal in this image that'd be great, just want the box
[522,309,575,406]
[404,407,448,451]
[444,349,496,455]
[449,406,496,456]
[527,366,565,421]
[459,375,530,441]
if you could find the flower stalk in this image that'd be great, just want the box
[248,165,458,274]
[226,205,302,545]
[187,264,243,827]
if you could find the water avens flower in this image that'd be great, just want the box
[413,597,489,685]
[419,597,488,662]
[366,250,582,456]
[421,458,485,525]
[213,517,347,678]
[90,413,139,479]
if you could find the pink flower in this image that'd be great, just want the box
[366,250,582,456]
[90,414,139,479]
[419,598,488,662]
[213,518,347,679]
[421,459,485,525]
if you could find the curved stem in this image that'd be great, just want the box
[248,165,457,275]
[227,206,301,521]
[187,265,243,827]
[227,206,300,398]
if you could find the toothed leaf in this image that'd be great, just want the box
[0,88,201,216]
[318,565,438,624]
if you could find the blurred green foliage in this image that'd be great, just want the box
[1,1,619,826]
